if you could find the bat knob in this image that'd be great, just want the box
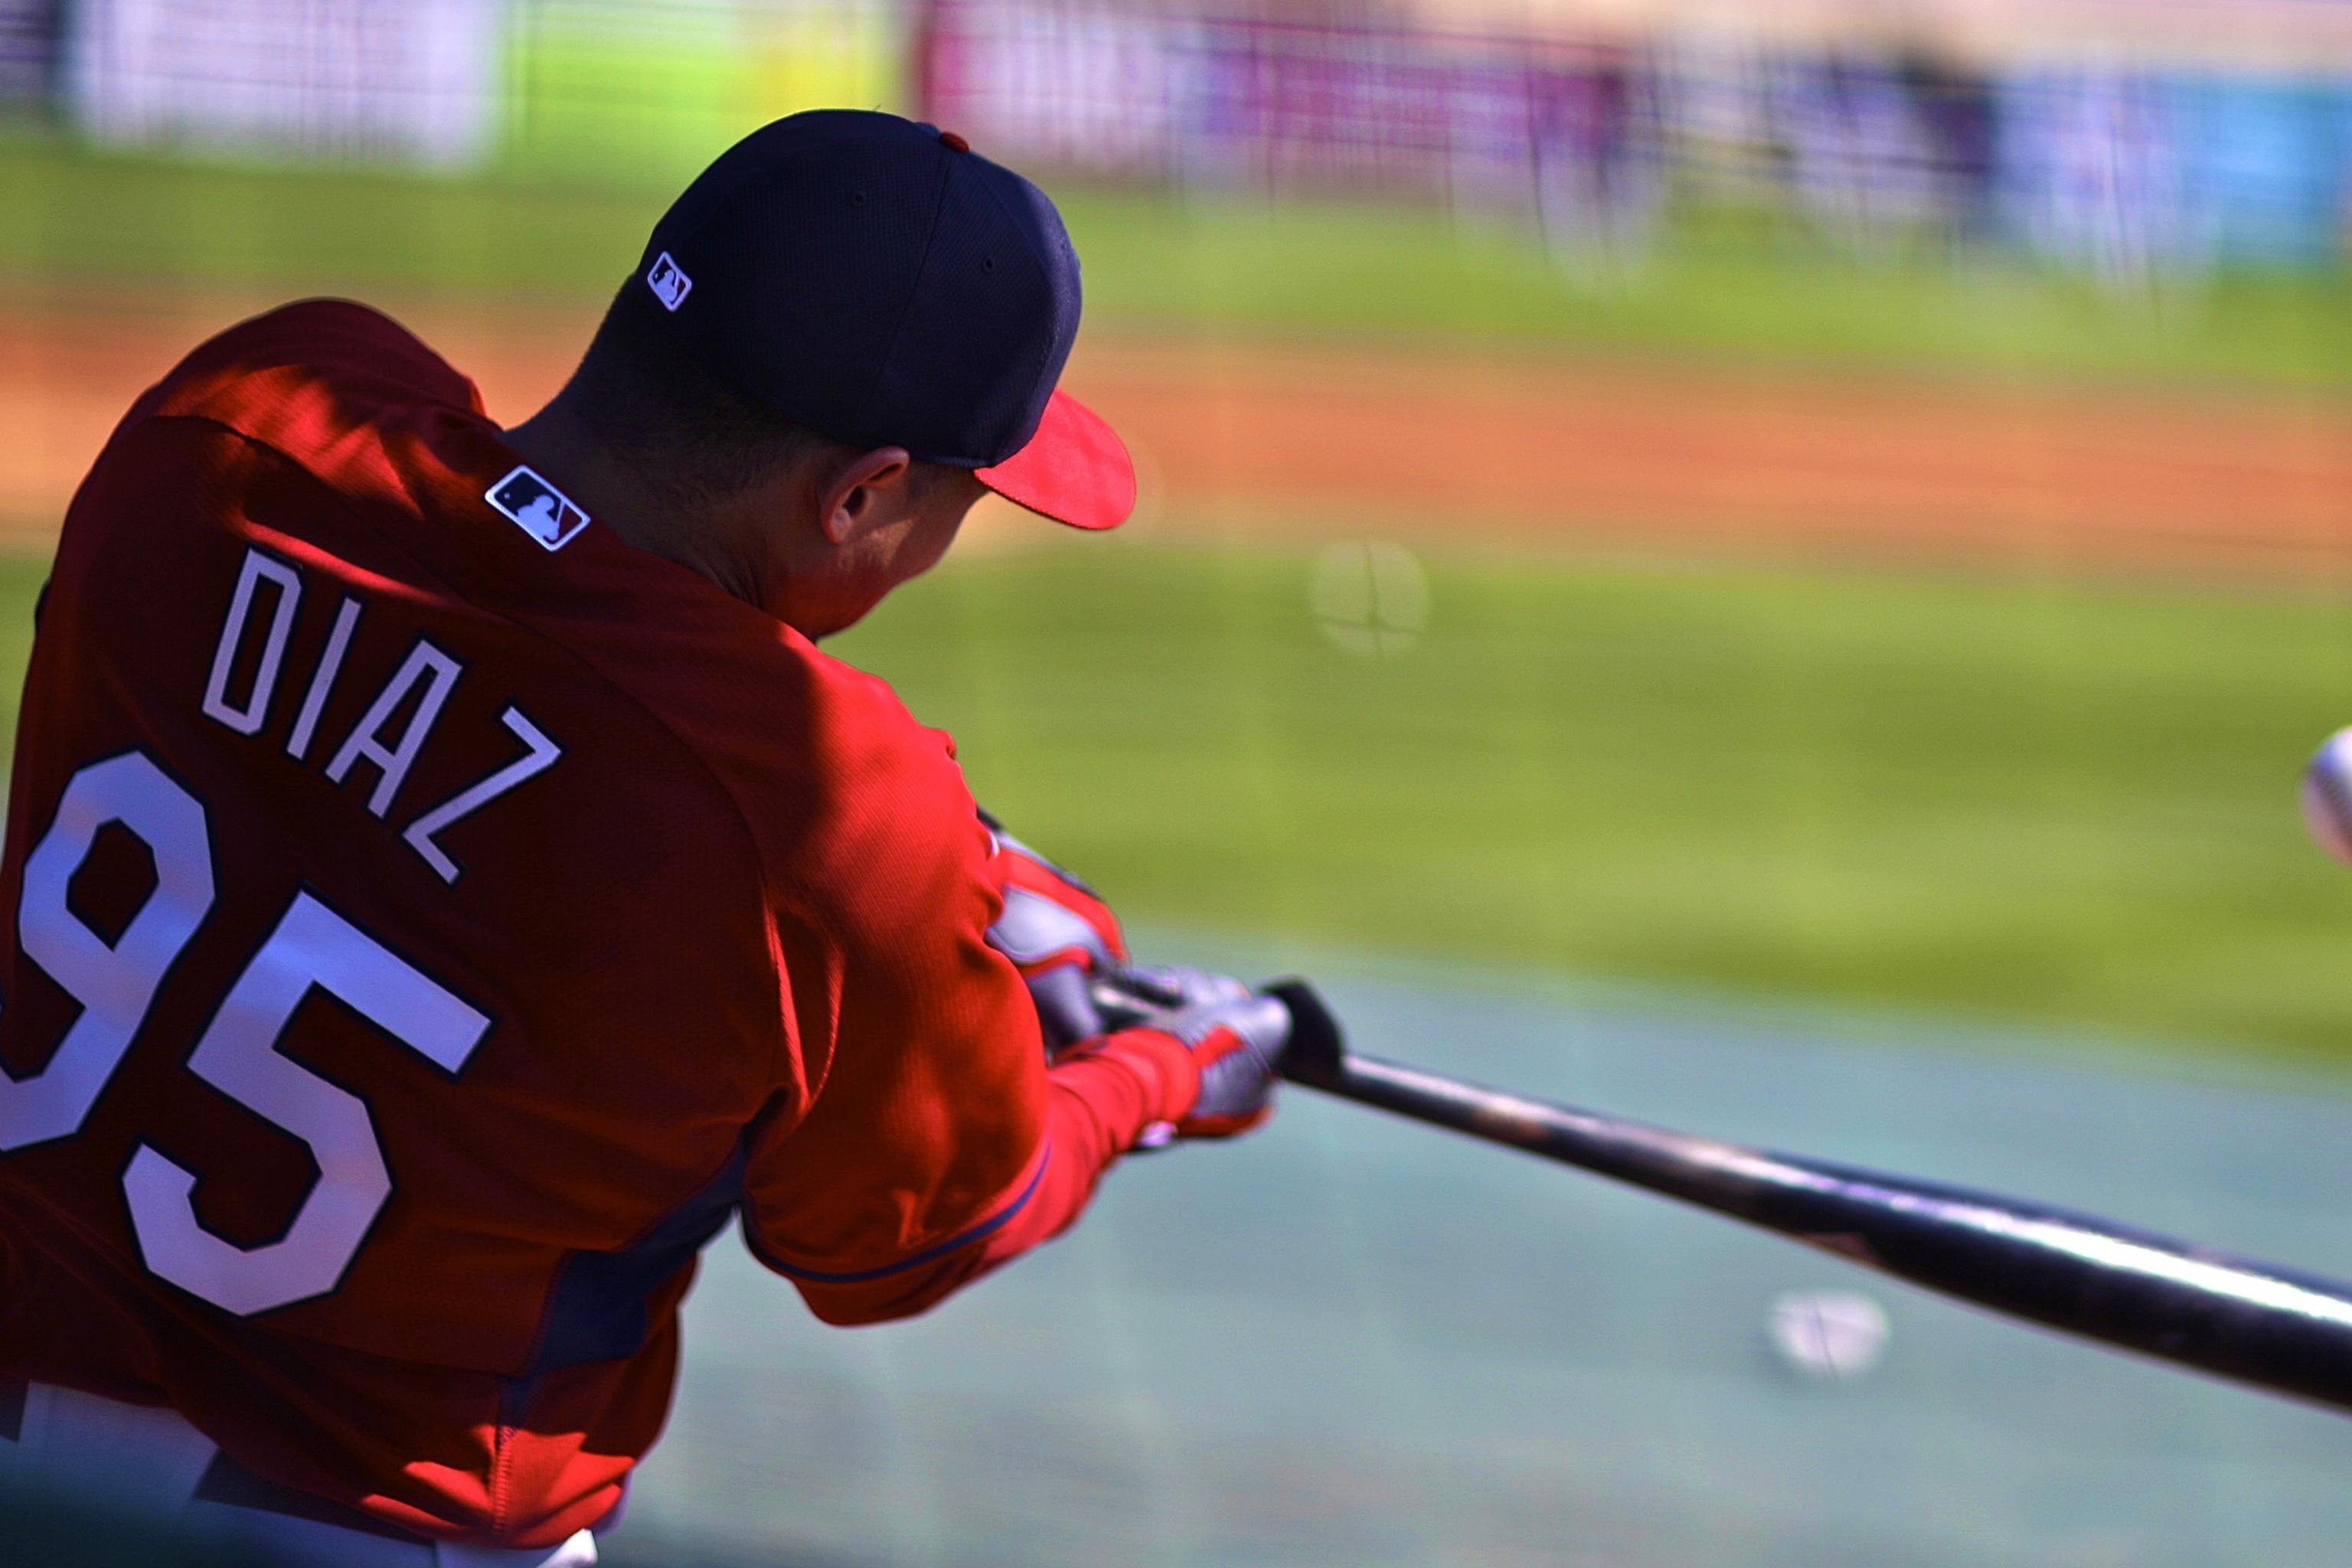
[1265,978,1345,1086]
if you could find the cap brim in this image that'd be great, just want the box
[975,388,1135,531]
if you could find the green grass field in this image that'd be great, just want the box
[5,132,2351,390]
[834,537,2352,1063]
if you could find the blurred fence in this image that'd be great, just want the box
[0,0,906,181]
[925,4,2352,274]
[0,0,2347,275]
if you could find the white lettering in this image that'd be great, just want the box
[0,753,215,1150]
[199,574,561,883]
[401,708,563,884]
[286,596,362,763]
[324,640,463,818]
[123,891,489,1315]
[201,550,301,736]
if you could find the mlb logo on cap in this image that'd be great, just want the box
[486,466,592,551]
[645,252,691,312]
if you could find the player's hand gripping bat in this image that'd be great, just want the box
[1114,972,2352,1416]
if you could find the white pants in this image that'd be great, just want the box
[0,1383,597,1567]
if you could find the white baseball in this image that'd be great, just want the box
[2301,729,2352,866]
[1309,540,1429,658]
[1767,1289,1890,1380]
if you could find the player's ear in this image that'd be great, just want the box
[817,447,913,546]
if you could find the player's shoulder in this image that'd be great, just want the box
[90,299,493,529]
[71,296,527,585]
[759,645,1000,1009]
[134,297,484,432]
[681,627,982,896]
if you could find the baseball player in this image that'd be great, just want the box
[0,110,1293,1563]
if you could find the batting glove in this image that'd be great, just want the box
[981,813,1128,1053]
[1086,965,1293,1139]
[1166,989,1293,1138]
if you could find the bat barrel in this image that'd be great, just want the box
[1263,979,2352,1416]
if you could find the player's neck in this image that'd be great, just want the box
[502,401,762,605]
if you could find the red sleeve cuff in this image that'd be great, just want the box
[1053,1027,1199,1131]
[746,1144,1052,1285]
[751,1033,1201,1328]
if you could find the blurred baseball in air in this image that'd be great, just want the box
[2301,729,2352,866]
[1310,540,1429,658]
[1767,1289,1890,1381]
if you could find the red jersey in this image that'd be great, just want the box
[0,302,1199,1547]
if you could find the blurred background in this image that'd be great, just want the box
[5,0,2352,1562]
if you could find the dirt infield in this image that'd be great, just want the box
[5,283,2349,578]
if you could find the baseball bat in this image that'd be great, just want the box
[1258,978,2352,1416]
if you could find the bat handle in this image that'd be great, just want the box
[1266,978,1348,1087]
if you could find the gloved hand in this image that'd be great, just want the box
[1093,962,1249,1018]
[1086,965,1293,1139]
[980,813,1127,1053]
[1165,988,1293,1138]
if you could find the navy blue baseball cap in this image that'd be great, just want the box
[629,109,1133,531]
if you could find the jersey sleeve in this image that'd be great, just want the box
[736,727,1197,1326]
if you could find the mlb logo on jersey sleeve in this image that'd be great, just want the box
[646,252,692,312]
[485,466,591,551]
